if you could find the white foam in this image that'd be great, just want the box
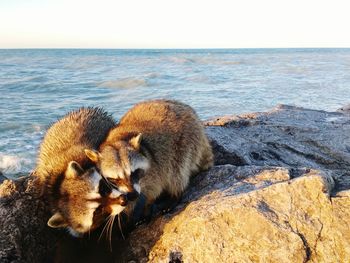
[0,153,27,174]
[32,124,43,132]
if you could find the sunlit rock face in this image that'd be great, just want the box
[126,166,349,263]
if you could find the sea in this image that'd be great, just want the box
[1,48,350,177]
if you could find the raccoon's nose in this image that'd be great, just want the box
[119,194,128,206]
[126,190,139,201]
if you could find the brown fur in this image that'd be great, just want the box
[35,107,116,189]
[86,100,213,212]
[33,107,119,235]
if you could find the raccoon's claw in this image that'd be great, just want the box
[135,213,153,226]
[161,206,173,214]
[135,217,148,226]
[135,203,156,226]
[155,193,181,215]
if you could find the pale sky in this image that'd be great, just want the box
[0,0,349,48]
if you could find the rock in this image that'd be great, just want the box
[1,104,350,262]
[210,139,246,166]
[206,104,350,200]
[124,165,350,262]
[0,176,59,263]
[337,104,350,113]
[207,104,350,171]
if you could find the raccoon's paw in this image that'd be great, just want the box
[132,194,154,226]
[135,207,154,226]
[161,206,173,214]
[135,217,149,226]
[156,193,181,215]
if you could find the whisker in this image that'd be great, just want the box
[118,214,125,240]
[108,215,116,251]
[98,214,112,242]
[105,215,114,251]
[106,217,112,249]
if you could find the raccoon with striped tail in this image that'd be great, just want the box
[33,107,127,236]
[85,99,214,221]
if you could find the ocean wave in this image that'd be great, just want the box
[65,56,107,70]
[168,56,195,64]
[193,57,243,65]
[2,76,48,86]
[186,75,216,84]
[167,55,243,66]
[98,77,148,89]
[0,153,29,174]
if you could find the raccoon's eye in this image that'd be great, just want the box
[99,179,112,196]
[107,178,122,187]
[131,169,145,183]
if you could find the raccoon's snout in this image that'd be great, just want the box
[108,194,128,206]
[126,190,139,201]
[119,194,128,206]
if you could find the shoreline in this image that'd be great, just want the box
[1,103,349,178]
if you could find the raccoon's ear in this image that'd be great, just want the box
[66,161,84,178]
[84,149,101,163]
[129,133,142,150]
[47,212,68,228]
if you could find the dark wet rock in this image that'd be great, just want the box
[210,139,246,166]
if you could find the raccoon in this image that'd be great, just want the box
[46,161,127,236]
[85,99,213,218]
[33,107,126,236]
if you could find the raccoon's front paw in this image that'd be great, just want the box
[156,194,181,215]
[132,194,155,226]
[161,206,173,214]
[135,217,149,226]
[135,204,156,226]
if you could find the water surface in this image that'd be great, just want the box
[1,48,349,176]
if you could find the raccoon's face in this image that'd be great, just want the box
[47,161,127,237]
[85,133,149,202]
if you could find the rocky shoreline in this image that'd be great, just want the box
[1,104,349,262]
